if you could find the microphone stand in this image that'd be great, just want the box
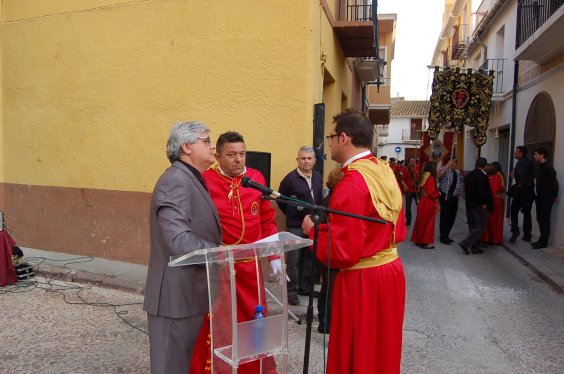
[262,193,386,374]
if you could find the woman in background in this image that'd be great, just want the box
[411,161,440,249]
[482,161,505,245]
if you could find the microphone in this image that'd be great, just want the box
[241,176,281,197]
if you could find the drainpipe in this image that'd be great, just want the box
[509,60,519,179]
[506,59,519,217]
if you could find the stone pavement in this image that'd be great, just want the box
[15,247,329,373]
[3,212,563,373]
[459,204,564,294]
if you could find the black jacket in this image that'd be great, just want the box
[535,162,559,195]
[277,169,323,227]
[464,168,494,212]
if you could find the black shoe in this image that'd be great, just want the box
[531,241,540,246]
[471,248,484,254]
[459,242,469,255]
[447,238,455,243]
[532,243,547,249]
[439,238,451,245]
[405,220,411,226]
[480,242,488,248]
[288,294,300,306]
[522,236,532,242]
[509,233,519,243]
[418,244,435,249]
[317,323,330,334]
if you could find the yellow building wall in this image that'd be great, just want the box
[0,0,357,262]
[2,0,320,192]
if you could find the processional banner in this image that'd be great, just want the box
[428,69,494,147]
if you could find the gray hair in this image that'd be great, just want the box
[298,146,315,157]
[166,121,210,163]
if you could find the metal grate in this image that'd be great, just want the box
[479,58,506,94]
[346,0,373,22]
[516,0,564,48]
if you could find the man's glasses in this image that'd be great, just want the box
[325,133,339,142]
[197,137,212,145]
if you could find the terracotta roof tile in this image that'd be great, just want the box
[390,99,430,118]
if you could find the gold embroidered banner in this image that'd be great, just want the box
[428,69,494,147]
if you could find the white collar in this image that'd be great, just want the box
[296,167,312,179]
[343,150,371,167]
[217,165,247,178]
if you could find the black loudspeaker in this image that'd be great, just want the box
[246,151,272,187]
[313,103,326,178]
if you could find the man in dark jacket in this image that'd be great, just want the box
[277,146,323,305]
[510,146,536,243]
[459,157,494,255]
[532,147,559,249]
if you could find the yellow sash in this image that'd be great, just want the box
[418,172,430,192]
[343,247,399,271]
[346,158,403,226]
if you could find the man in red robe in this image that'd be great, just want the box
[303,110,407,374]
[190,131,279,374]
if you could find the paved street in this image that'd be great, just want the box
[400,225,564,373]
[2,212,564,373]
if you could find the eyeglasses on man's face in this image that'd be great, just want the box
[197,137,212,145]
[325,133,339,142]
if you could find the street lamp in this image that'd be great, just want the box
[376,58,386,93]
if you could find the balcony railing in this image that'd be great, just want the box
[452,24,469,60]
[345,0,373,22]
[334,0,376,57]
[479,58,506,94]
[517,0,564,48]
[402,129,423,143]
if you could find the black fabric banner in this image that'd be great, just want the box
[428,69,494,147]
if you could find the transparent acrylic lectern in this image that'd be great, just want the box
[169,232,312,373]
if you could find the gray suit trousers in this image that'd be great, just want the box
[147,313,205,374]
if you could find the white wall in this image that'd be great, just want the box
[377,117,413,160]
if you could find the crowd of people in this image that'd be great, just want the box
[388,145,558,255]
[142,112,558,374]
[144,111,407,374]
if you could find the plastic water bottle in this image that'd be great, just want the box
[253,305,265,319]
[253,305,265,350]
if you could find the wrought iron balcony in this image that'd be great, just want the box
[334,1,377,57]
[517,0,563,48]
[479,58,506,96]
[451,24,469,60]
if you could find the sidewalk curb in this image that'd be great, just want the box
[35,263,146,295]
[500,243,563,294]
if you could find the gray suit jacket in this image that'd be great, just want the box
[143,161,221,319]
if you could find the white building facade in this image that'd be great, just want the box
[376,98,429,161]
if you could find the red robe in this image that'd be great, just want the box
[399,166,419,194]
[411,174,440,245]
[190,166,277,374]
[312,155,407,374]
[482,173,505,244]
[0,231,17,287]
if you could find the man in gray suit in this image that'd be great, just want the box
[143,121,222,374]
